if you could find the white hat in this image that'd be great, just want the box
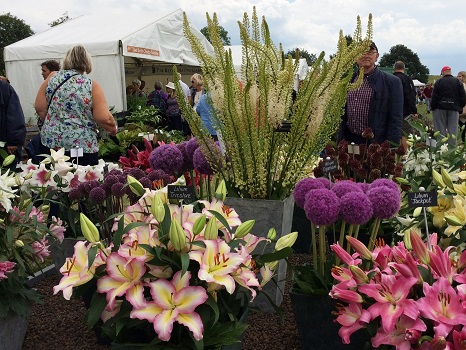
[166,82,175,90]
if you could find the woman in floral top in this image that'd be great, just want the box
[35,45,116,165]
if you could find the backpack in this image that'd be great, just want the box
[149,91,167,115]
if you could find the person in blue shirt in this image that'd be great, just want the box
[196,93,218,141]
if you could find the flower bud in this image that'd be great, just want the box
[15,174,22,186]
[127,175,145,196]
[433,130,440,138]
[275,231,298,251]
[409,230,429,265]
[346,236,373,261]
[267,228,277,240]
[403,231,412,250]
[80,213,100,243]
[15,240,24,247]
[204,217,218,240]
[150,193,165,222]
[44,171,52,181]
[23,172,33,180]
[22,198,32,208]
[169,219,186,251]
[2,154,15,167]
[432,169,445,188]
[445,214,463,227]
[215,180,227,201]
[441,167,454,190]
[413,207,422,217]
[396,177,410,185]
[429,336,446,350]
[349,265,369,283]
[234,220,255,238]
[193,214,206,236]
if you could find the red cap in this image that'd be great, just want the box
[441,66,451,73]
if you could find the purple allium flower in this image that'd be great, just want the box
[339,192,373,225]
[356,168,368,180]
[84,180,100,194]
[176,141,193,171]
[337,140,349,153]
[149,144,183,175]
[147,169,172,186]
[315,177,332,189]
[117,174,127,183]
[69,188,83,201]
[369,178,399,193]
[139,177,152,190]
[366,143,380,156]
[349,158,362,171]
[193,147,213,175]
[394,143,406,156]
[331,180,362,198]
[293,178,324,208]
[127,167,146,180]
[366,186,401,219]
[109,168,123,176]
[356,182,370,193]
[89,186,106,205]
[362,128,374,139]
[77,182,87,194]
[304,189,340,225]
[185,137,199,163]
[338,152,350,167]
[102,174,119,195]
[368,169,382,181]
[111,182,126,198]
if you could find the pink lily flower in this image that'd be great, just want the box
[452,327,466,350]
[335,302,371,344]
[358,273,418,332]
[130,271,208,341]
[0,261,16,280]
[199,199,242,232]
[346,236,373,261]
[97,252,147,310]
[371,315,426,350]
[429,245,455,284]
[329,287,364,303]
[32,236,50,263]
[416,277,466,338]
[331,266,358,289]
[331,243,362,266]
[189,238,245,294]
[410,230,430,265]
[49,216,66,243]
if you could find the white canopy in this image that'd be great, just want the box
[4,9,213,123]
[412,79,425,87]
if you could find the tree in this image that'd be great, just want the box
[200,25,231,46]
[0,13,34,75]
[379,44,429,83]
[285,48,317,66]
[48,12,71,27]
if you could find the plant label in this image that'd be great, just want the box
[347,144,360,155]
[168,185,195,203]
[407,191,438,207]
[322,159,338,176]
[426,138,437,147]
[70,147,83,157]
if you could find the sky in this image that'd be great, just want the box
[3,0,466,78]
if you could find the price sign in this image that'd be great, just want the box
[407,191,438,207]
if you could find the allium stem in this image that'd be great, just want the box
[368,218,381,251]
[319,225,326,274]
[311,222,317,269]
[346,224,354,253]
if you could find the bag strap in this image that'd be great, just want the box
[47,73,79,111]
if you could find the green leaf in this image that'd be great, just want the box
[208,209,232,234]
[88,245,98,269]
[86,291,107,328]
[180,252,190,277]
[259,247,293,262]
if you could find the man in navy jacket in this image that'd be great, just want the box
[338,42,403,146]
[0,80,26,170]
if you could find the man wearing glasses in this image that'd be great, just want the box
[338,41,403,146]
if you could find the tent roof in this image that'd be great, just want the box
[4,8,212,65]
[413,79,425,87]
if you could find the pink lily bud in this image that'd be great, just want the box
[331,243,354,265]
[346,236,373,261]
[409,230,430,265]
[329,287,363,303]
[429,336,446,350]
[349,265,369,283]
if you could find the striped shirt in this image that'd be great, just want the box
[346,74,373,135]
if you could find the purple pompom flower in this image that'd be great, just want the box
[366,186,401,219]
[356,182,370,193]
[89,186,106,205]
[331,180,362,198]
[369,178,399,193]
[69,188,83,201]
[193,147,213,175]
[147,169,172,187]
[176,141,193,171]
[149,144,183,175]
[139,177,153,190]
[304,189,340,225]
[111,183,126,198]
[316,177,332,189]
[340,192,373,225]
[293,178,324,208]
[127,167,146,180]
[185,137,199,163]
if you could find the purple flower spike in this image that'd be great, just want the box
[340,192,373,225]
[366,186,401,219]
[304,189,340,225]
[331,180,362,198]
[369,178,399,193]
[293,178,324,208]
[149,144,183,175]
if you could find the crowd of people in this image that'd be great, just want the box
[1,41,466,171]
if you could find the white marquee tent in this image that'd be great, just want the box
[4,9,213,122]
[412,79,426,87]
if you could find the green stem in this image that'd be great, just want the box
[319,225,326,274]
[338,221,346,247]
[353,225,361,241]
[311,223,317,270]
[346,224,354,253]
[368,218,381,251]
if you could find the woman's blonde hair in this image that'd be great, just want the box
[62,45,92,73]
[191,73,203,86]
